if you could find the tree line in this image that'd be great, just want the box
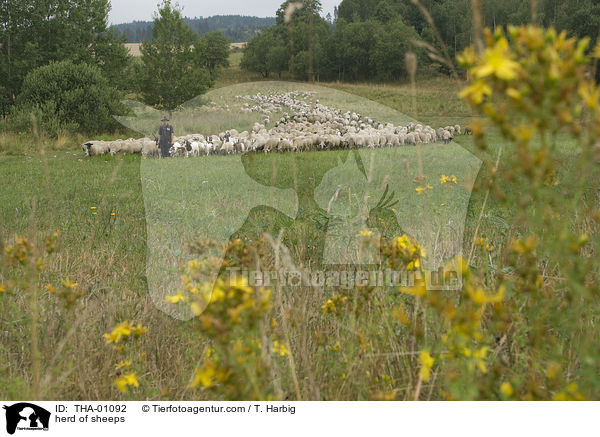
[241,0,600,82]
[112,15,275,43]
[0,0,230,134]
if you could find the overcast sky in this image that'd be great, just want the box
[108,0,340,24]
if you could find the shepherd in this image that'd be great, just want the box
[158,116,174,158]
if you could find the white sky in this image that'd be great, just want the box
[108,0,340,24]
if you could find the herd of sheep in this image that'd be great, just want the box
[81,91,469,158]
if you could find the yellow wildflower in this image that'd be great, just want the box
[61,278,78,289]
[191,301,204,316]
[360,229,374,238]
[114,372,139,393]
[467,284,505,305]
[273,341,289,356]
[458,80,492,104]
[578,82,600,109]
[103,321,133,344]
[474,346,488,373]
[190,362,216,388]
[165,291,188,303]
[473,37,520,80]
[321,298,335,313]
[500,382,514,397]
[419,350,435,381]
[115,360,132,370]
[506,87,522,100]
[133,323,147,337]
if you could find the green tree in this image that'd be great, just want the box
[241,28,281,78]
[196,30,231,79]
[266,44,289,79]
[371,19,419,81]
[139,0,212,114]
[334,20,379,80]
[0,0,130,115]
[15,60,124,134]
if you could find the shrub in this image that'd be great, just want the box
[1,102,77,137]
[14,60,125,135]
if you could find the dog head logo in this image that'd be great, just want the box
[3,403,50,435]
[114,81,481,320]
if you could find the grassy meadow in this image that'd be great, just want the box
[0,50,596,401]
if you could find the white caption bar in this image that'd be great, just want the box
[0,401,597,436]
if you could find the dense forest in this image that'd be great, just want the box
[241,0,600,81]
[112,15,276,43]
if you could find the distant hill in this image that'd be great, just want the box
[111,15,275,43]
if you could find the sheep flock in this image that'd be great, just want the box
[82,91,470,158]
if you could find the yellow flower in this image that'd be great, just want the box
[419,350,435,381]
[133,323,147,337]
[506,87,522,100]
[500,382,514,397]
[115,360,132,370]
[191,302,204,316]
[510,235,537,254]
[165,291,188,303]
[473,37,520,80]
[61,278,78,289]
[578,82,600,109]
[456,46,476,67]
[359,229,373,238]
[474,346,488,373]
[210,287,225,302]
[321,298,335,313]
[0,283,5,293]
[273,341,289,356]
[190,363,216,388]
[467,284,505,305]
[114,372,139,393]
[458,80,492,104]
[103,321,133,344]
[415,187,425,195]
[90,206,97,210]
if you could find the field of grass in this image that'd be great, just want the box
[0,55,593,400]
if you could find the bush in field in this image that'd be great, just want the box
[1,102,78,136]
[14,60,124,135]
